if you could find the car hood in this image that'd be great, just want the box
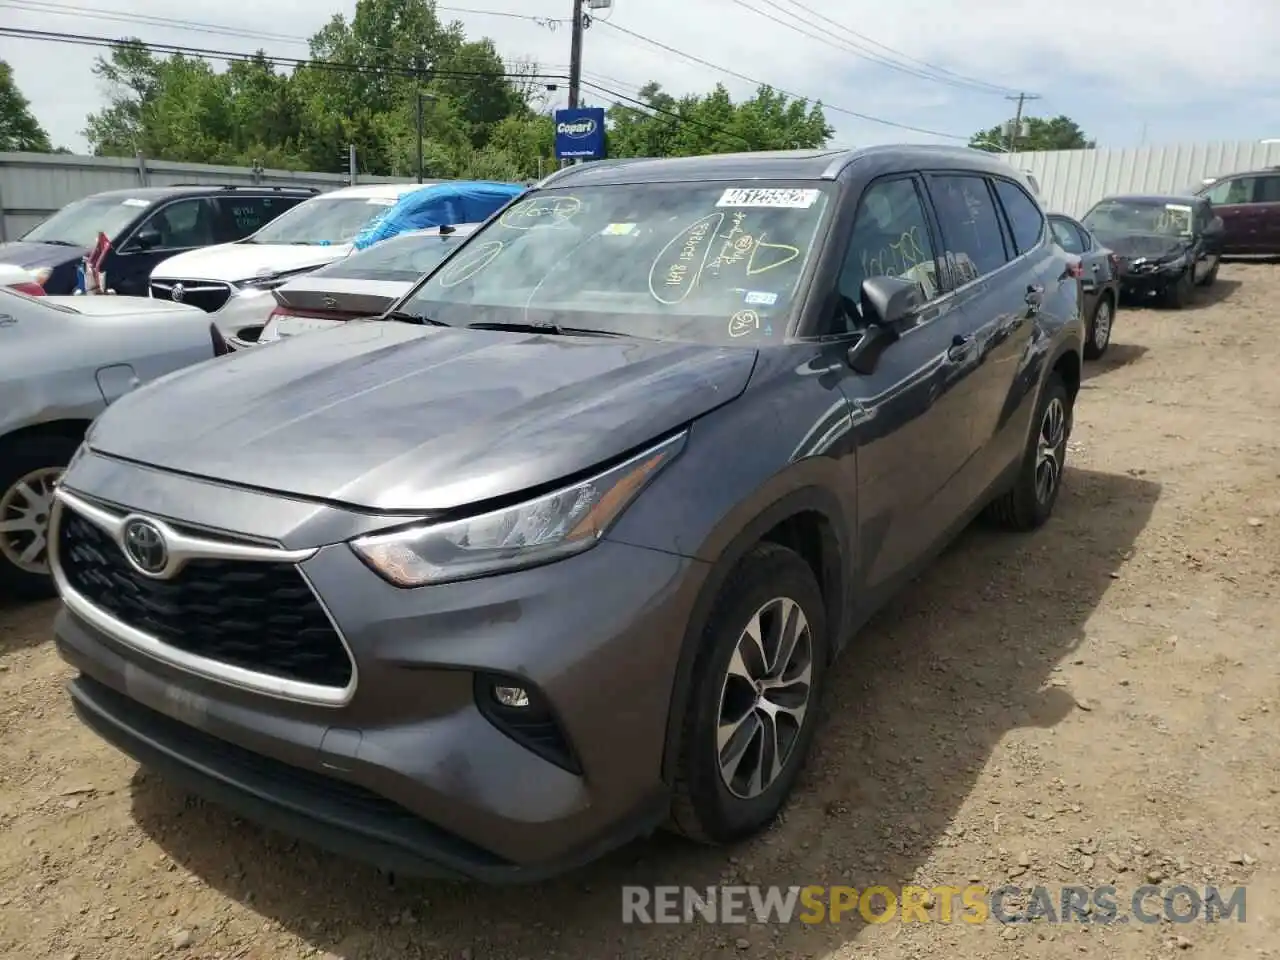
[86,321,758,512]
[0,240,81,269]
[151,241,354,282]
[1091,232,1190,261]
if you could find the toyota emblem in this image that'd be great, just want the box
[170,283,185,302]
[122,518,169,575]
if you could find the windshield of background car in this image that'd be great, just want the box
[396,182,834,344]
[20,196,147,248]
[311,231,468,283]
[1083,199,1193,239]
[247,196,400,246]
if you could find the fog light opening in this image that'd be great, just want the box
[493,685,530,708]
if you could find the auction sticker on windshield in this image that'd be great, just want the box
[717,188,820,209]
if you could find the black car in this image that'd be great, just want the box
[0,185,317,296]
[1048,213,1120,359]
[51,146,1086,881]
[1080,193,1224,309]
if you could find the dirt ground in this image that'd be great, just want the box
[3,262,1280,960]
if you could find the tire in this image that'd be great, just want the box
[984,371,1072,532]
[1197,259,1219,287]
[1083,295,1113,361]
[667,542,828,844]
[1163,268,1194,309]
[0,433,81,600]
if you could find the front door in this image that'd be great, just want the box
[829,173,985,595]
[1203,176,1258,254]
[110,197,221,296]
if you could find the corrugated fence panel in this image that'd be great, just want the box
[0,152,410,241]
[1013,140,1280,217]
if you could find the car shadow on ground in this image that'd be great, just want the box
[1191,278,1242,308]
[129,466,1161,958]
[0,596,58,658]
[1083,343,1148,381]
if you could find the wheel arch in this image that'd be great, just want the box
[659,486,849,786]
[0,418,94,450]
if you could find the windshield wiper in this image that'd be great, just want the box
[384,310,448,327]
[33,239,78,247]
[466,320,627,338]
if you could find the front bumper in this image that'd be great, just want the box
[1118,263,1184,297]
[51,467,709,880]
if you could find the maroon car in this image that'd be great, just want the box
[1196,168,1280,255]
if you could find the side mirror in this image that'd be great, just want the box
[846,275,921,375]
[130,226,162,251]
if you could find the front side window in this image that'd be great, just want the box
[142,198,218,249]
[1083,199,1194,238]
[20,196,149,248]
[838,176,939,321]
[396,182,834,345]
[1204,177,1254,205]
[247,196,401,246]
[927,174,1011,285]
[992,178,1045,255]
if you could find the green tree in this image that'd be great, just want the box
[0,59,52,152]
[969,114,1095,153]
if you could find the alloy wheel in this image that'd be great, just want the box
[1093,302,1112,350]
[1034,397,1067,505]
[0,467,62,575]
[716,596,814,799]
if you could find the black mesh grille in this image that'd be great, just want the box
[57,509,352,689]
[150,281,231,313]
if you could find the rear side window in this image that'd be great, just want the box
[992,179,1045,255]
[217,196,305,239]
[1258,176,1280,203]
[1049,217,1085,255]
[926,174,1009,286]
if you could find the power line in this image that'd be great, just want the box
[747,0,1024,96]
[594,19,967,140]
[0,26,758,151]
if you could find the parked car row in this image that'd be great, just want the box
[26,145,1094,884]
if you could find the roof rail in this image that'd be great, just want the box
[167,183,320,192]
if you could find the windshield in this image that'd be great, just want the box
[248,196,400,246]
[396,182,833,344]
[312,230,470,283]
[1083,199,1193,238]
[21,196,149,248]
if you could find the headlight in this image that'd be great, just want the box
[351,432,687,587]
[1159,253,1189,272]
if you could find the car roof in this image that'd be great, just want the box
[537,144,1026,188]
[83,185,316,202]
[318,182,437,200]
[1096,193,1203,205]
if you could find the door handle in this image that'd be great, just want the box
[946,333,972,361]
[1091,263,1101,271]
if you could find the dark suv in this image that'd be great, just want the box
[1196,168,1280,255]
[0,185,316,295]
[50,146,1084,881]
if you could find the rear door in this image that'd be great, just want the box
[1203,176,1259,253]
[1255,175,1280,254]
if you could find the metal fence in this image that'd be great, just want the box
[0,151,409,241]
[1010,140,1280,218]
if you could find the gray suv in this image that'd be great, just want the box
[51,146,1084,881]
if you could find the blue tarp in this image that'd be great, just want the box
[351,180,525,250]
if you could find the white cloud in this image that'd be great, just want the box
[1,0,1277,153]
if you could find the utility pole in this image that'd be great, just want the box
[1005,92,1040,152]
[568,0,584,109]
[348,143,357,186]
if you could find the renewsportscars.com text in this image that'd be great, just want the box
[621,884,1247,925]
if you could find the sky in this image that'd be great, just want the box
[2,0,1279,155]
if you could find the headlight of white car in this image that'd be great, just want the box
[351,432,687,587]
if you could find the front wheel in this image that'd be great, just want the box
[1163,268,1194,309]
[667,542,828,844]
[984,372,1072,532]
[1084,296,1113,360]
[1197,259,1220,287]
[0,433,80,599]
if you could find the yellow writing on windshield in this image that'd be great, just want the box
[862,226,928,281]
[437,240,505,287]
[648,212,726,305]
[499,196,581,230]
